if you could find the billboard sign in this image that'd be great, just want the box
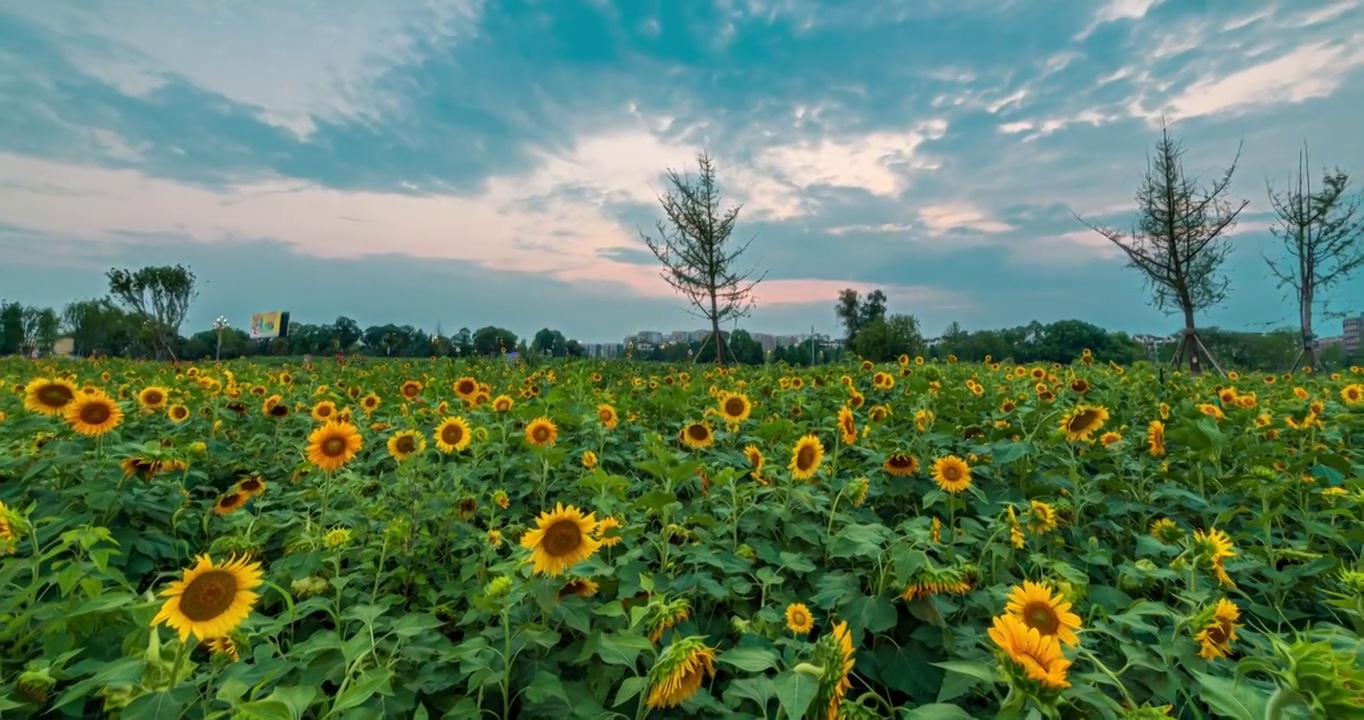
[249,311,290,340]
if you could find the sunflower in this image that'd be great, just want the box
[680,422,714,449]
[594,515,623,547]
[1193,598,1241,660]
[204,635,241,662]
[987,614,1072,690]
[785,602,814,634]
[597,404,619,429]
[883,453,919,477]
[744,444,765,480]
[214,491,249,516]
[1146,420,1166,456]
[138,386,171,410]
[1004,580,1082,647]
[305,421,363,472]
[311,400,338,422]
[387,430,427,462]
[811,621,856,720]
[581,450,598,469]
[1058,404,1109,442]
[399,380,422,400]
[492,394,514,413]
[718,392,752,424]
[452,376,479,401]
[930,455,972,494]
[645,636,717,709]
[1341,383,1364,405]
[525,417,558,447]
[360,393,381,414]
[519,503,602,576]
[559,578,600,600]
[837,406,857,445]
[0,499,17,547]
[64,390,124,437]
[434,416,473,453]
[24,377,78,416]
[151,554,264,643]
[788,434,825,481]
[166,404,191,423]
[236,475,267,498]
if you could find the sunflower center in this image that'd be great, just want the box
[542,519,583,557]
[317,406,332,416]
[724,398,745,416]
[1204,621,1231,644]
[940,465,961,482]
[533,426,551,442]
[80,402,112,425]
[322,437,347,456]
[180,570,240,622]
[38,384,74,407]
[1022,601,1060,634]
[146,391,164,404]
[458,381,475,395]
[442,425,464,445]
[1068,410,1097,431]
[599,410,613,423]
[687,425,708,441]
[395,435,416,453]
[796,445,816,470]
[269,405,288,416]
[239,479,262,493]
[172,407,187,418]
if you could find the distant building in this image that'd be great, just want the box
[1344,314,1364,355]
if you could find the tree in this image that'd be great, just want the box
[1263,144,1364,370]
[1074,122,1247,375]
[851,313,924,362]
[531,328,570,357]
[472,326,517,356]
[106,264,198,360]
[639,151,765,366]
[834,288,887,347]
[333,316,362,352]
[0,301,24,355]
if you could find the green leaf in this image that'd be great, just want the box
[261,686,316,720]
[844,594,898,635]
[901,703,976,719]
[597,632,654,667]
[66,592,137,618]
[930,661,996,684]
[1193,672,1270,720]
[120,691,187,720]
[774,671,819,720]
[330,668,395,714]
[716,646,780,673]
[232,700,295,720]
[613,677,649,707]
[390,612,444,637]
[523,671,571,706]
[723,677,776,711]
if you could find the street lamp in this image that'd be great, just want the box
[213,316,230,361]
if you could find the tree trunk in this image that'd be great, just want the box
[1182,305,1202,375]
[1300,288,1316,369]
[709,292,725,366]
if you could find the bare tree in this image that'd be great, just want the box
[1074,121,1247,375]
[1263,143,1364,370]
[640,151,765,366]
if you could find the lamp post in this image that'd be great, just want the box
[213,316,230,361]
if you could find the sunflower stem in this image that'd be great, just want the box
[167,636,190,691]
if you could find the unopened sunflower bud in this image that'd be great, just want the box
[17,666,56,702]
[486,576,513,599]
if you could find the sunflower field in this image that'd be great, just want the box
[1,353,1363,720]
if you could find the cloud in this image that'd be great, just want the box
[1075,0,1162,41]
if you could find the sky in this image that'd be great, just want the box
[2,1,1364,344]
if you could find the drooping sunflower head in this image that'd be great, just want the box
[525,416,558,447]
[1146,420,1166,456]
[744,444,765,480]
[151,554,264,643]
[809,620,856,720]
[558,578,600,600]
[644,636,718,709]
[519,503,602,576]
[305,421,363,472]
[138,386,171,410]
[235,475,267,498]
[64,390,124,437]
[789,434,825,481]
[837,406,856,444]
[680,422,714,449]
